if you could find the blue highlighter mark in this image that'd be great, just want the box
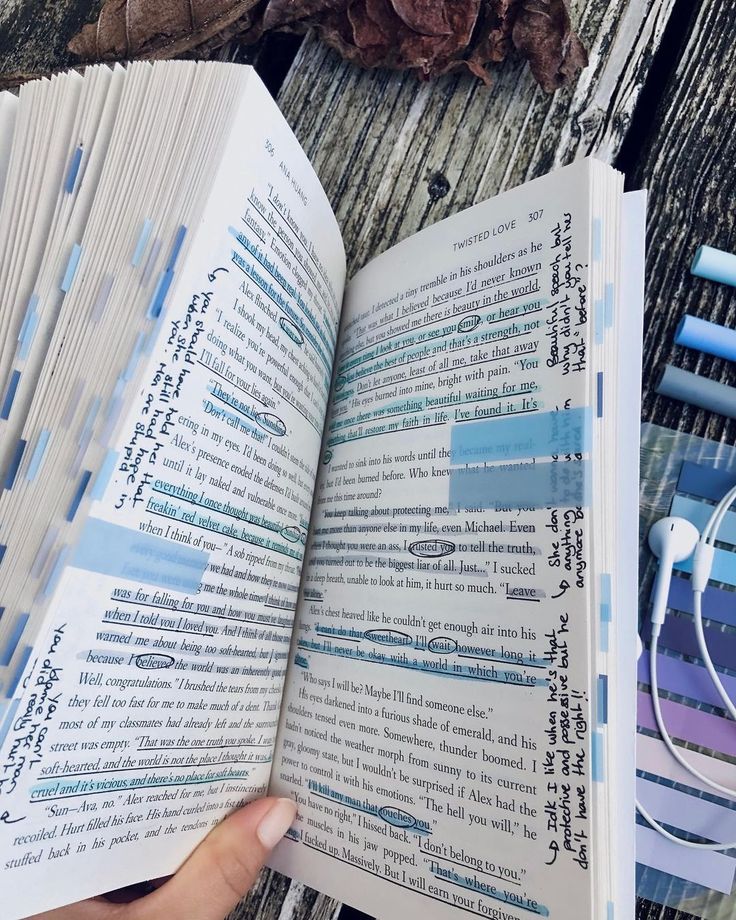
[71,517,208,593]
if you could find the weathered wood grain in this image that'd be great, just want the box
[277,0,678,277]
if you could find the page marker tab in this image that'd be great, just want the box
[71,517,208,593]
[91,449,118,500]
[691,245,736,289]
[43,546,68,598]
[0,369,20,420]
[450,459,590,511]
[591,731,604,781]
[0,545,5,566]
[17,293,39,359]
[0,613,30,667]
[597,674,608,724]
[64,145,83,194]
[66,470,92,522]
[166,225,187,271]
[4,438,26,490]
[26,429,51,482]
[61,243,82,293]
[7,645,32,698]
[600,573,612,622]
[132,218,153,267]
[596,372,604,418]
[604,283,614,328]
[148,269,173,318]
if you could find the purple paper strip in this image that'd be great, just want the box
[638,652,736,710]
[637,776,736,840]
[665,575,736,628]
[640,616,736,671]
[637,824,735,894]
[637,690,736,758]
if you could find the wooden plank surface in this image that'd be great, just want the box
[276,0,678,277]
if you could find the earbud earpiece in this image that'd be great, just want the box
[648,517,699,631]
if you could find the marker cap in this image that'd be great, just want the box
[691,245,736,288]
[676,314,736,363]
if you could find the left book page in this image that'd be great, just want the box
[0,69,345,919]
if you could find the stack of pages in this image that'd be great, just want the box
[0,62,643,920]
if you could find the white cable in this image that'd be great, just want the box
[693,591,736,721]
[635,799,736,851]
[649,637,736,799]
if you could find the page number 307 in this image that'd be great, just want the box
[529,209,543,221]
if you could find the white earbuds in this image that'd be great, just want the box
[647,516,699,632]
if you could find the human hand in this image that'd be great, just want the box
[28,797,297,920]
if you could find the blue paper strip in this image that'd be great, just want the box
[1,369,21,420]
[4,439,26,490]
[0,613,30,667]
[166,225,187,271]
[675,543,736,587]
[66,470,92,522]
[592,731,604,781]
[18,310,39,360]
[91,449,118,500]
[664,574,736,628]
[449,459,590,511]
[64,145,83,194]
[0,545,5,566]
[0,698,20,743]
[132,218,153,267]
[148,268,173,318]
[450,407,591,464]
[671,493,736,546]
[61,243,82,293]
[26,429,51,482]
[7,645,32,697]
[600,573,612,622]
[71,517,208,593]
[597,674,608,724]
[677,461,736,503]
[639,650,736,711]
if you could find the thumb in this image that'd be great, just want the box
[130,797,296,920]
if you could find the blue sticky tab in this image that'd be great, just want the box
[450,407,591,464]
[0,545,5,566]
[604,283,614,328]
[592,219,602,261]
[43,546,68,598]
[0,698,20,742]
[0,369,21,420]
[148,268,173,318]
[594,299,605,344]
[61,243,82,293]
[0,613,30,667]
[64,145,83,194]
[91,449,118,500]
[66,470,92,522]
[7,645,32,697]
[607,902,613,920]
[71,517,208,593]
[166,225,187,271]
[449,459,590,511]
[132,218,153,267]
[597,674,608,725]
[596,372,604,418]
[600,573,612,622]
[4,439,26,490]
[600,619,609,653]
[26,429,51,482]
[18,310,39,361]
[677,461,736,503]
[591,731,604,782]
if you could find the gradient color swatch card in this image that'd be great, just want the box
[0,62,644,920]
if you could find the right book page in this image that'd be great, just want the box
[270,158,638,920]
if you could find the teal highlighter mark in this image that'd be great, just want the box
[60,243,82,293]
[26,429,51,482]
[70,517,208,593]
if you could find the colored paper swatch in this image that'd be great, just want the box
[665,575,736,629]
[638,652,736,710]
[636,824,735,894]
[637,732,736,799]
[637,690,736,758]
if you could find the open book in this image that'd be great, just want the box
[0,62,644,920]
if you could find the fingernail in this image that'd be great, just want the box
[257,798,297,850]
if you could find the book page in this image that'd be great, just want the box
[0,75,344,918]
[270,161,607,920]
